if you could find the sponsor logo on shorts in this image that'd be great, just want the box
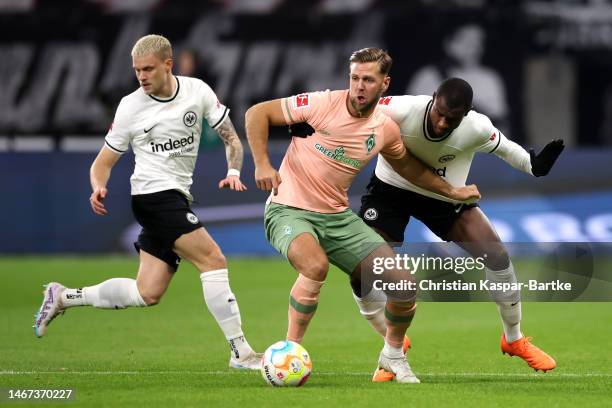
[186,213,199,224]
[489,132,497,141]
[438,154,455,163]
[183,111,197,127]
[364,208,378,221]
[282,225,293,235]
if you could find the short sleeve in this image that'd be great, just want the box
[104,98,132,154]
[379,118,406,160]
[201,81,229,130]
[280,91,329,125]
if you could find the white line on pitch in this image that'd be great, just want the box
[1,370,611,378]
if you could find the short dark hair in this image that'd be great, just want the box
[436,78,473,110]
[349,47,393,76]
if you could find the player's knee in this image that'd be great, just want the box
[400,288,417,303]
[192,246,227,271]
[387,268,417,302]
[484,248,510,270]
[206,248,227,270]
[301,258,328,282]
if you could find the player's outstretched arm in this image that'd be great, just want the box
[216,117,247,192]
[491,135,533,175]
[529,139,565,177]
[382,149,481,203]
[245,99,287,195]
[89,146,121,215]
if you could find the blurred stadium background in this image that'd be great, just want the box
[1,0,611,255]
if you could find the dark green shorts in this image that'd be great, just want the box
[264,203,386,275]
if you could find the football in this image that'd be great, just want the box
[260,340,312,387]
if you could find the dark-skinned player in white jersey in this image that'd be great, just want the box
[34,34,262,370]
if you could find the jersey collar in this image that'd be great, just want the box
[148,76,180,103]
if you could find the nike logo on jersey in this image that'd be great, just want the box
[144,124,158,133]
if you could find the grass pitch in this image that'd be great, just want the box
[1,256,611,407]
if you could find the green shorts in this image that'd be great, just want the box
[264,202,386,275]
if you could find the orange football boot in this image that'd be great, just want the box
[501,334,556,372]
[402,336,411,353]
[372,336,412,382]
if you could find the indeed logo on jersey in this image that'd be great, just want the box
[430,166,447,177]
[150,134,195,153]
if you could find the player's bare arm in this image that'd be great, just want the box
[382,148,481,203]
[245,99,287,195]
[216,117,247,192]
[89,146,121,216]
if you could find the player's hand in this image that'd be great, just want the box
[255,164,282,195]
[529,139,565,177]
[90,187,108,215]
[218,175,247,192]
[288,122,315,138]
[450,184,481,203]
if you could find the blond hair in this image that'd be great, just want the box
[131,34,172,60]
[349,47,393,76]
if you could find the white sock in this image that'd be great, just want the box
[60,288,86,307]
[382,340,403,358]
[498,301,522,343]
[65,278,146,309]
[485,263,522,343]
[353,289,387,338]
[200,269,253,359]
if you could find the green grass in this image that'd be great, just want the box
[1,256,611,407]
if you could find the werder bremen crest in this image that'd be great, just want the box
[365,134,376,154]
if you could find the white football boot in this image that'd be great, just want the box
[34,282,66,338]
[229,352,264,370]
[377,351,420,384]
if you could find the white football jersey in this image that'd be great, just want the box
[105,76,228,200]
[375,95,529,203]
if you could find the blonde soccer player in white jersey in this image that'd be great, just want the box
[34,34,262,370]
[351,78,563,379]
